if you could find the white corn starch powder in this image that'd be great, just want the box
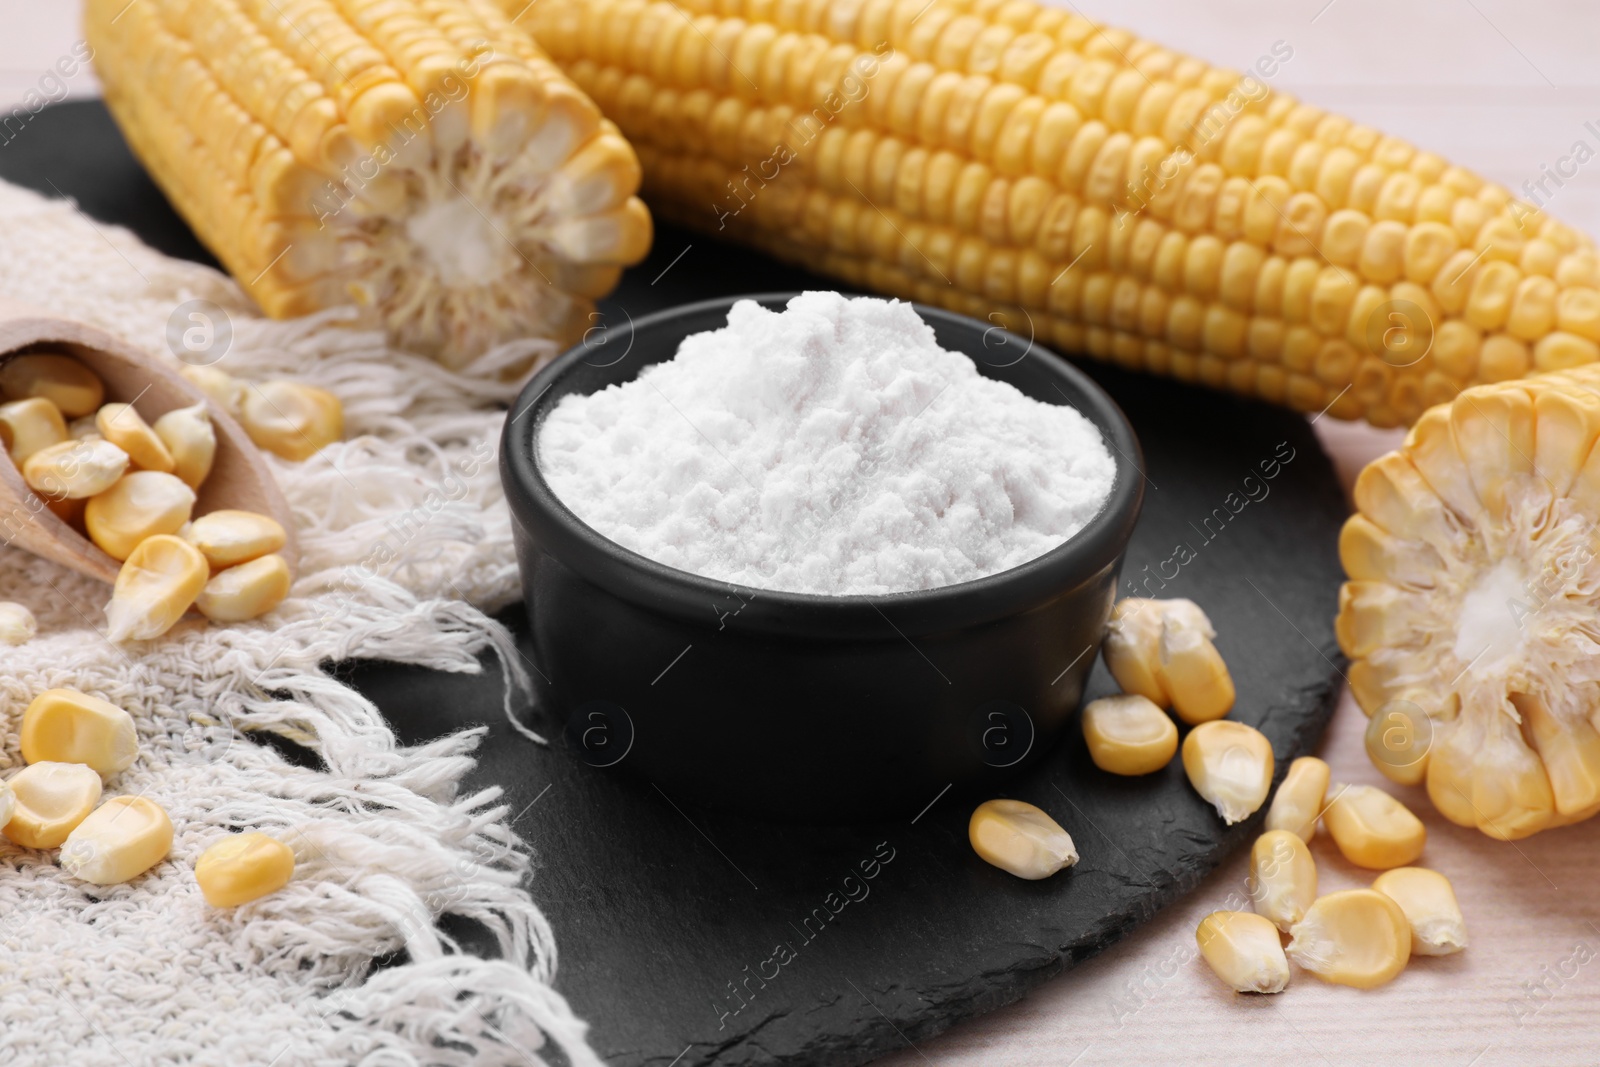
[538,292,1117,595]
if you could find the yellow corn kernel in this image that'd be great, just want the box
[1323,783,1427,869]
[84,471,197,561]
[1101,597,1166,703]
[1248,829,1318,932]
[1182,719,1275,824]
[195,554,292,622]
[1265,755,1332,841]
[195,831,296,907]
[1157,614,1235,724]
[1364,700,1432,786]
[104,534,209,642]
[152,403,216,489]
[0,352,105,417]
[968,799,1078,880]
[95,402,175,473]
[59,795,173,886]
[181,509,288,571]
[20,688,138,775]
[1081,693,1178,776]
[1371,867,1467,957]
[1286,889,1411,989]
[2,761,103,849]
[238,380,344,462]
[179,365,244,413]
[66,415,98,440]
[1195,911,1289,994]
[0,778,12,828]
[0,600,37,645]
[0,396,67,461]
[22,437,129,499]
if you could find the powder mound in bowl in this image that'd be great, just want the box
[537,292,1118,596]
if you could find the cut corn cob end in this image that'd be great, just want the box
[1339,364,1600,837]
[85,0,652,368]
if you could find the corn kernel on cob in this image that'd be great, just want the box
[517,0,1599,426]
[85,0,654,368]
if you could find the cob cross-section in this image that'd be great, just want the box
[515,0,1600,425]
[85,0,653,368]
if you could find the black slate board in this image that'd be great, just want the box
[4,101,1349,1067]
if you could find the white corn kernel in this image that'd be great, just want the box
[1248,829,1318,932]
[59,795,173,885]
[195,554,292,622]
[3,761,102,848]
[22,437,129,499]
[1182,720,1275,824]
[0,601,37,644]
[1195,911,1290,994]
[1372,867,1468,957]
[84,470,197,561]
[1265,755,1332,841]
[0,352,105,417]
[20,688,138,775]
[1082,694,1178,776]
[195,831,296,907]
[238,380,343,462]
[1286,889,1411,989]
[96,402,175,473]
[179,364,244,413]
[181,509,288,570]
[968,799,1079,880]
[1323,783,1427,869]
[104,534,209,642]
[0,396,67,461]
[152,403,216,489]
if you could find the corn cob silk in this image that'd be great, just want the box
[84,0,652,366]
[518,0,1600,427]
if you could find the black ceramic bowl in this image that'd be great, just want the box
[501,294,1144,821]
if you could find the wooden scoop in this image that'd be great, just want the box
[0,298,297,584]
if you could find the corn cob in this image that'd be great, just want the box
[513,0,1600,426]
[84,0,653,368]
[1339,363,1600,839]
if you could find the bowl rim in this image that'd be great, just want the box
[501,293,1144,640]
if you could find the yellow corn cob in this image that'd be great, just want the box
[85,0,653,368]
[512,0,1600,426]
[1339,362,1600,839]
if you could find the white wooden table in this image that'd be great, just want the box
[7,3,1599,1064]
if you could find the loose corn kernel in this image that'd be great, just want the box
[1182,719,1275,824]
[195,831,296,907]
[0,601,37,644]
[238,380,343,462]
[59,795,173,885]
[95,402,175,473]
[1102,598,1166,703]
[0,396,67,461]
[0,777,13,827]
[20,688,138,775]
[152,403,216,490]
[1372,867,1468,956]
[104,534,209,642]
[66,416,98,440]
[1081,693,1178,775]
[1265,755,1332,841]
[1158,612,1236,724]
[84,471,197,561]
[0,352,105,417]
[968,799,1079,880]
[22,437,129,499]
[1195,911,1290,994]
[1248,829,1318,932]
[1323,783,1427,869]
[179,365,244,413]
[1286,889,1411,989]
[195,554,292,622]
[3,761,103,848]
[181,509,288,570]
